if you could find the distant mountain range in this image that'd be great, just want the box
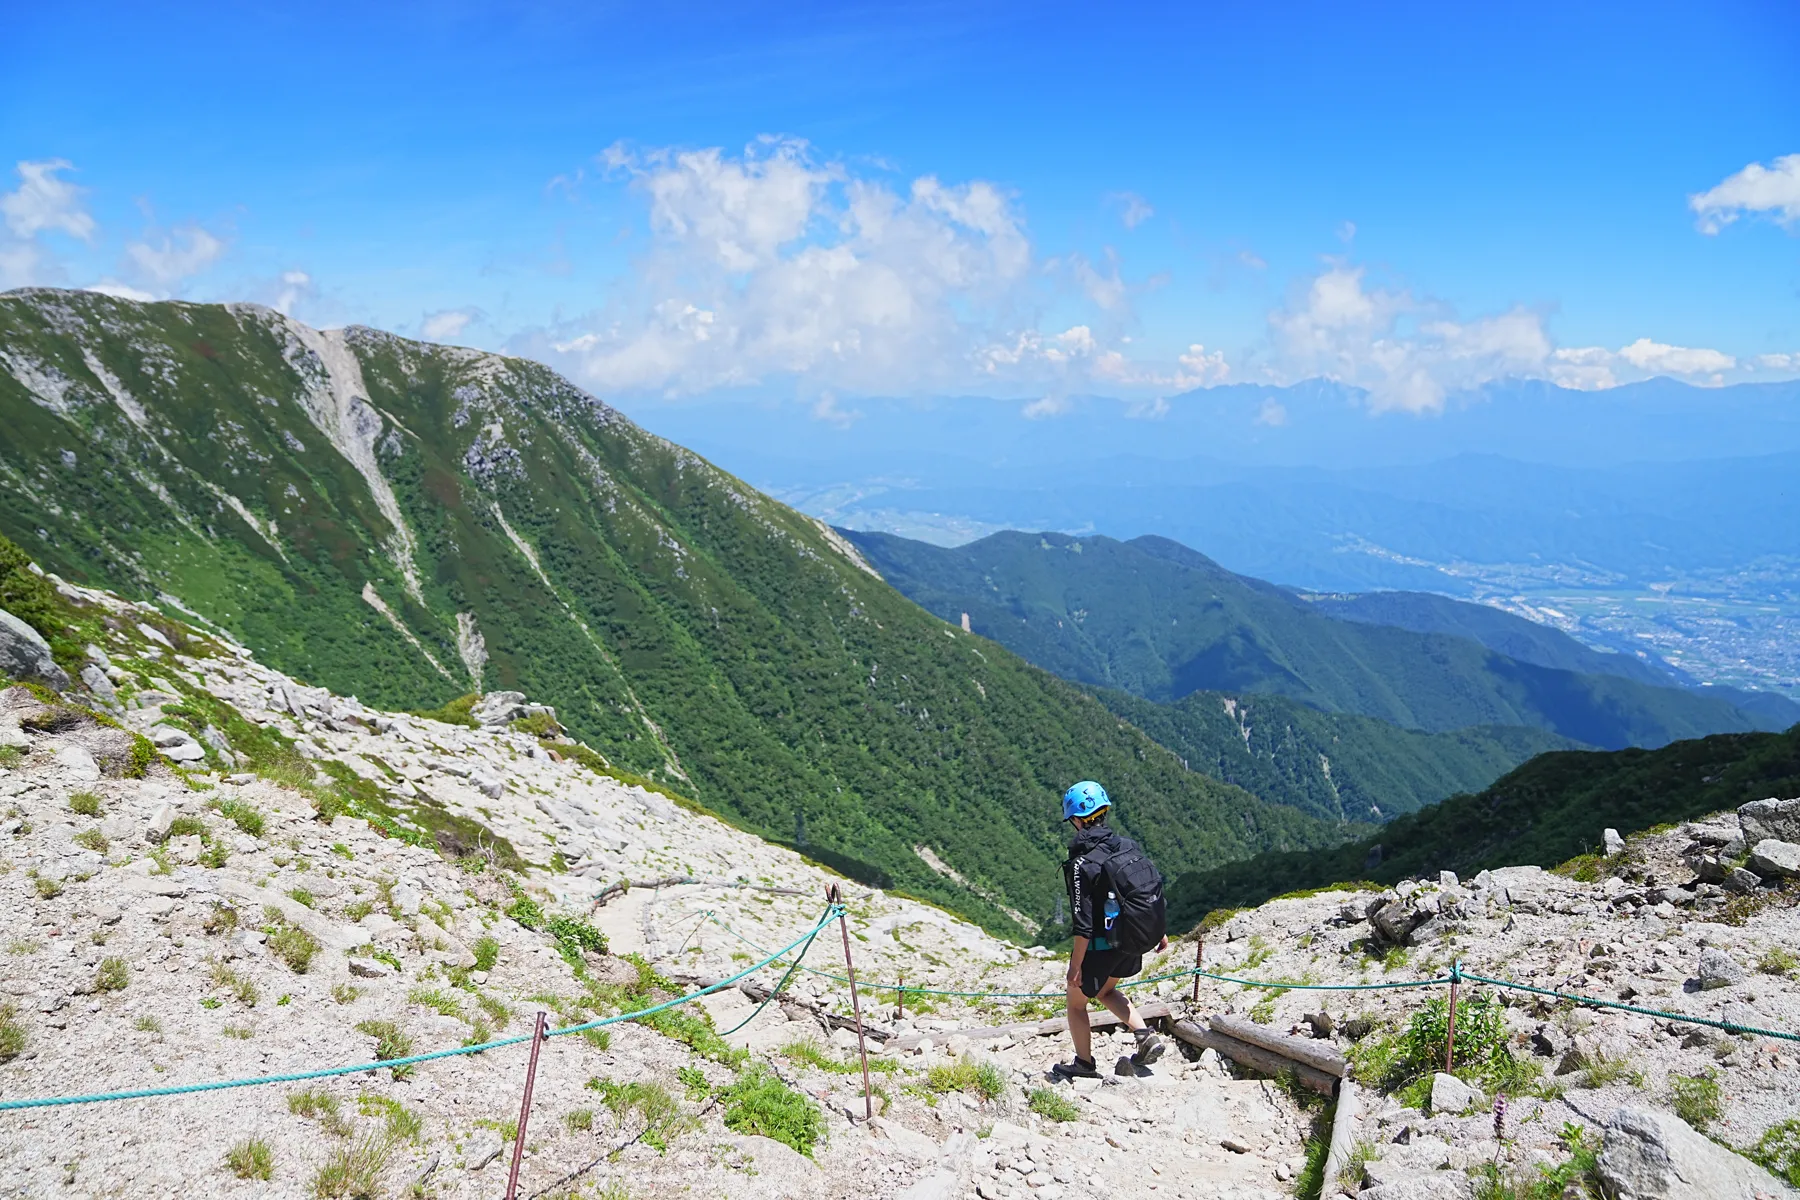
[843,529,1795,746]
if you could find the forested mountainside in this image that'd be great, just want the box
[1167,722,1800,926]
[844,528,1775,747]
[1303,588,1800,728]
[1094,687,1575,825]
[1298,588,1675,685]
[0,288,1342,936]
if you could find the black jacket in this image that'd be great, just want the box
[1063,825,1135,943]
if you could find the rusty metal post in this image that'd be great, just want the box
[1444,973,1459,1073]
[827,884,875,1122]
[504,1011,549,1200]
[1191,935,1204,1004]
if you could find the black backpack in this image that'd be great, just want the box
[1097,838,1166,955]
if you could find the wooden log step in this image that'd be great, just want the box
[1208,1013,1346,1077]
[1170,1020,1338,1095]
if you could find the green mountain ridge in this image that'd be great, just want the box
[1092,687,1577,825]
[1167,722,1800,926]
[0,287,1343,937]
[844,528,1774,748]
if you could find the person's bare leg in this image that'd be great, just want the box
[1094,978,1140,1029]
[1066,977,1093,1061]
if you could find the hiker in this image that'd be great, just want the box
[1053,780,1170,1081]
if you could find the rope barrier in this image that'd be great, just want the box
[694,914,1800,1043]
[0,906,845,1112]
[699,911,1452,998]
[5,902,1793,1116]
[1454,965,1800,1044]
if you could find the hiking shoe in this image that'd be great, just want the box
[1131,1028,1166,1066]
[1051,1056,1100,1081]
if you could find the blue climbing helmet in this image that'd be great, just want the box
[1062,780,1111,822]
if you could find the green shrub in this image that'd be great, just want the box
[505,894,545,929]
[68,791,102,816]
[225,1138,274,1181]
[288,888,316,909]
[1028,1087,1081,1122]
[95,956,130,992]
[267,923,320,973]
[1750,1119,1800,1188]
[166,815,209,842]
[677,1065,710,1100]
[213,798,265,837]
[511,712,562,738]
[719,1067,823,1156]
[72,828,108,853]
[546,916,608,970]
[472,935,500,972]
[925,1059,1005,1100]
[1758,946,1799,976]
[1670,1071,1721,1129]
[355,1019,415,1078]
[410,693,479,728]
[0,1001,25,1060]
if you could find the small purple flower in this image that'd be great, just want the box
[1493,1093,1509,1142]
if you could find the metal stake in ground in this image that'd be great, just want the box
[1444,964,1460,1073]
[1191,935,1204,1004]
[827,884,875,1122]
[505,1011,549,1200]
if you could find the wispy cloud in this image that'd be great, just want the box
[1107,191,1153,230]
[1690,153,1800,234]
[421,307,480,340]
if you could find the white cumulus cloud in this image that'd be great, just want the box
[1268,264,1552,413]
[1108,191,1154,230]
[537,138,1211,400]
[1690,154,1800,234]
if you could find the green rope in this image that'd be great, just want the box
[717,904,835,1036]
[0,906,844,1112]
[1456,965,1800,1044]
[701,911,1451,998]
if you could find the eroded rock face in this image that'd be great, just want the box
[1596,1106,1796,1199]
[0,608,69,690]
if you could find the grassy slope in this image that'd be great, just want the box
[0,288,1343,937]
[845,528,1765,748]
[1095,687,1576,824]
[1168,723,1800,927]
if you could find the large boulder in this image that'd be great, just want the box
[1697,947,1746,990]
[1739,798,1800,845]
[0,608,69,689]
[1596,1106,1797,1198]
[1748,839,1800,880]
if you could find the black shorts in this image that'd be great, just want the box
[1078,948,1143,998]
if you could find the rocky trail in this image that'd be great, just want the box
[1,569,1798,1199]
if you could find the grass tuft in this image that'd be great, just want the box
[225,1137,274,1181]
[95,956,130,992]
[1028,1087,1081,1122]
[355,1019,415,1078]
[68,791,102,817]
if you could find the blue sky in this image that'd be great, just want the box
[4,0,1799,416]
